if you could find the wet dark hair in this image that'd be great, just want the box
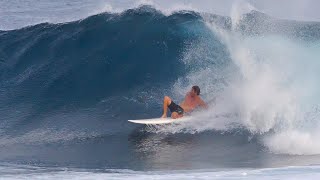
[192,86,200,95]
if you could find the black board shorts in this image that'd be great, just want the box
[168,101,184,115]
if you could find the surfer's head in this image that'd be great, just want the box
[192,86,200,96]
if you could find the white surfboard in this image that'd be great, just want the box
[128,116,192,125]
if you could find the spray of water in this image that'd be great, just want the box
[152,1,320,155]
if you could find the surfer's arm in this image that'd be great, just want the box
[198,97,208,109]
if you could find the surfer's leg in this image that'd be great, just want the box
[171,112,183,119]
[161,96,172,118]
[171,104,184,119]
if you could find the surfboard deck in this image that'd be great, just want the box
[128,116,192,125]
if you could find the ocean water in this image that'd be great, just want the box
[1,0,320,179]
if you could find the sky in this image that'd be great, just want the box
[1,0,320,30]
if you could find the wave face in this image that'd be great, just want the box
[0,6,217,135]
[1,5,320,170]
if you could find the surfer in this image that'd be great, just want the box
[161,86,208,119]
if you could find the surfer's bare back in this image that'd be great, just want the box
[161,86,208,119]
